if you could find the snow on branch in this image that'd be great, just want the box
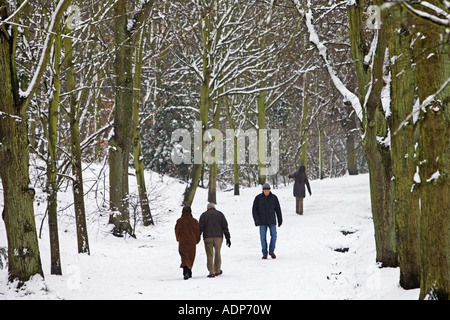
[128,0,155,32]
[402,1,450,27]
[394,76,450,134]
[0,0,30,29]
[292,0,363,122]
[18,0,73,113]
[0,111,24,122]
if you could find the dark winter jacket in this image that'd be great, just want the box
[199,208,231,240]
[252,192,283,227]
[288,165,311,198]
[175,210,201,269]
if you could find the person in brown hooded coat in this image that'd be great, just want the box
[175,206,201,280]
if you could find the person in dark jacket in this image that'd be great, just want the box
[288,165,312,215]
[252,183,282,259]
[175,206,201,280]
[199,203,231,278]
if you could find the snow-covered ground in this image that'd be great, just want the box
[0,165,419,300]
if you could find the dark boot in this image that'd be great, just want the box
[183,266,190,280]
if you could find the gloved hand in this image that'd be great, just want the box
[278,222,282,227]
[226,238,231,248]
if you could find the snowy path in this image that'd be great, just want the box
[0,173,419,299]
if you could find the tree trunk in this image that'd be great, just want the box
[363,108,397,267]
[345,105,358,175]
[132,27,154,226]
[257,87,267,185]
[347,0,398,267]
[0,91,44,283]
[0,1,44,283]
[109,0,134,237]
[317,119,324,180]
[63,26,90,253]
[47,32,62,275]
[385,3,420,289]
[411,1,450,299]
[0,0,70,284]
[183,2,213,206]
[0,0,71,284]
[300,74,309,170]
[208,101,221,204]
[224,95,240,196]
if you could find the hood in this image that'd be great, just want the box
[181,211,193,218]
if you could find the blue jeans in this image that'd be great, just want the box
[259,224,277,255]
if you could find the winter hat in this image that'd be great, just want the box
[262,183,271,190]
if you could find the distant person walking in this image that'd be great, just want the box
[288,165,312,215]
[199,203,231,278]
[175,206,201,280]
[252,183,282,259]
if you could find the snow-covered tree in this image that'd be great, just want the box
[0,0,72,285]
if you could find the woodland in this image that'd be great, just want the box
[0,0,449,299]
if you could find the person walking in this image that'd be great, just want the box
[175,206,201,280]
[199,203,231,278]
[288,165,312,215]
[252,183,282,259]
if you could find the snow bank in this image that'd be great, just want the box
[0,165,419,300]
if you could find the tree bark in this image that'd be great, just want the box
[208,100,221,204]
[224,95,240,196]
[410,0,450,299]
[0,38,44,281]
[345,105,358,175]
[385,3,420,289]
[255,0,277,185]
[47,32,62,275]
[317,119,324,179]
[0,0,72,284]
[64,26,90,253]
[256,86,267,185]
[183,2,213,206]
[299,74,309,171]
[132,27,154,226]
[347,0,398,267]
[109,0,134,237]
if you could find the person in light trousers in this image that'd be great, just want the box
[199,203,231,278]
